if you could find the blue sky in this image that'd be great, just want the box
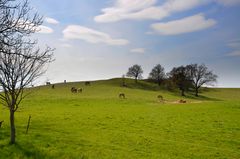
[31,0,240,87]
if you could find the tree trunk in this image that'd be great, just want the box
[181,89,185,96]
[10,109,16,144]
[135,78,137,83]
[195,88,199,97]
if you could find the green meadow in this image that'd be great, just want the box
[0,78,239,159]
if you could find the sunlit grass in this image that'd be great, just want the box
[0,78,240,158]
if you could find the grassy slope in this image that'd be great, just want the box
[0,78,239,159]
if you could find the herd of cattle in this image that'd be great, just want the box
[47,81,129,99]
[70,81,90,93]
[71,87,82,93]
[47,81,165,101]
[46,81,187,103]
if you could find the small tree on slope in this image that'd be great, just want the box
[126,64,143,83]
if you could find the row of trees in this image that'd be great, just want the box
[126,64,217,97]
[0,0,54,144]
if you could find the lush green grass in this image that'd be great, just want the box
[0,78,240,159]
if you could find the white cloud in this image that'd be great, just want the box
[130,48,145,53]
[45,17,59,24]
[94,0,239,23]
[95,0,157,22]
[227,50,240,56]
[62,25,129,46]
[94,0,160,22]
[37,25,54,34]
[226,40,240,56]
[228,40,240,47]
[94,0,206,23]
[150,14,216,35]
[215,0,240,6]
[227,41,240,49]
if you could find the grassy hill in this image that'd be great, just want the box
[0,78,239,159]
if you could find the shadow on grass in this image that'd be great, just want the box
[0,141,51,159]
[123,80,166,92]
[167,89,222,102]
[13,142,49,159]
[126,83,159,91]
[0,128,8,140]
[0,128,51,158]
[184,94,222,101]
[120,79,222,102]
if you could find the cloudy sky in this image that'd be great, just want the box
[31,0,240,87]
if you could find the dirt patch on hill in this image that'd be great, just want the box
[160,100,203,104]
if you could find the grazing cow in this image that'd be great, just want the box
[179,99,186,103]
[78,88,83,93]
[157,95,164,103]
[157,95,163,100]
[122,83,127,87]
[85,81,91,86]
[46,82,51,85]
[119,93,125,99]
[52,84,55,89]
[0,120,3,128]
[71,87,78,93]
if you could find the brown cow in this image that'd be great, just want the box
[119,93,125,99]
[85,81,91,86]
[71,87,78,93]
[157,95,164,103]
[78,88,83,93]
[179,99,187,103]
[157,95,163,100]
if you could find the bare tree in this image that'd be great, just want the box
[0,38,53,144]
[0,0,54,144]
[148,64,165,86]
[0,0,42,46]
[126,64,143,83]
[186,64,217,96]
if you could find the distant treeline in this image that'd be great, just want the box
[125,64,217,97]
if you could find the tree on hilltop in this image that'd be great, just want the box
[168,66,192,96]
[186,64,217,96]
[148,64,165,86]
[126,64,143,83]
